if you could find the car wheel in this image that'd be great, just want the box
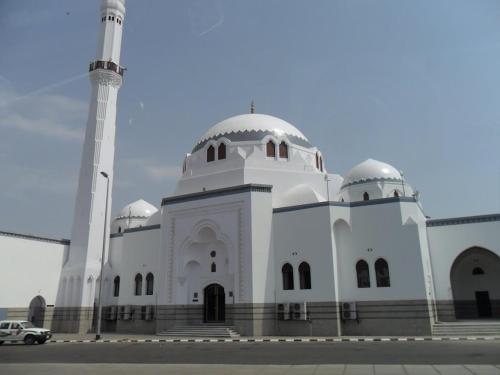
[24,335,36,345]
[0,341,4,345]
[37,338,46,344]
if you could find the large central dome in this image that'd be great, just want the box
[192,114,312,152]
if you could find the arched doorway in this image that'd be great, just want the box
[28,296,46,327]
[204,284,225,322]
[450,247,500,319]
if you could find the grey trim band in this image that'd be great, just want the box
[427,213,500,227]
[341,177,403,189]
[162,184,272,206]
[124,224,161,233]
[274,201,330,213]
[273,196,416,214]
[115,215,151,220]
[192,130,313,153]
[110,224,161,238]
[348,196,416,207]
[0,230,70,245]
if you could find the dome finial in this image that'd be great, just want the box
[250,100,255,114]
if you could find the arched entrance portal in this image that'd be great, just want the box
[28,296,46,327]
[451,247,500,319]
[204,284,225,322]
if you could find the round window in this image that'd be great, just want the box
[210,251,216,258]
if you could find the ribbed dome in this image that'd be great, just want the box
[343,159,402,187]
[117,199,157,219]
[193,113,312,152]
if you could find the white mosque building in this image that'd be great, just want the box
[1,0,499,337]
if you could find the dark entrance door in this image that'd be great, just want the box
[475,291,492,318]
[28,296,46,328]
[204,284,225,322]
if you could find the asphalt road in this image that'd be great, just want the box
[1,341,500,364]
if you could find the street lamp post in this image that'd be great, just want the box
[96,171,110,340]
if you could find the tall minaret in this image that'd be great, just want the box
[57,0,126,328]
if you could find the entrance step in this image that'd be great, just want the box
[158,324,240,338]
[432,321,500,336]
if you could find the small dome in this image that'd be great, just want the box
[279,184,324,207]
[343,159,402,187]
[145,210,161,226]
[117,199,158,219]
[193,113,312,152]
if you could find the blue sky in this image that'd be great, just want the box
[1,0,499,238]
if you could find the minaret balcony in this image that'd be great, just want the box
[89,60,125,76]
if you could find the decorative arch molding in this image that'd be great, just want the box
[166,204,245,304]
[200,279,227,291]
[451,246,500,267]
[179,219,234,254]
[177,218,235,283]
[261,134,279,147]
[450,246,500,319]
[216,136,231,147]
[333,218,352,233]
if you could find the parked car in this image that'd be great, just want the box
[0,320,52,345]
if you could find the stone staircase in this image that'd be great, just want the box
[432,321,500,336]
[158,324,240,338]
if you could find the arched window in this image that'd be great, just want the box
[299,262,311,289]
[211,262,216,273]
[316,153,319,169]
[279,142,288,159]
[356,260,370,288]
[472,267,485,275]
[146,273,154,295]
[113,276,120,297]
[134,273,143,296]
[375,258,390,287]
[393,191,400,197]
[363,192,370,201]
[218,143,226,160]
[266,140,276,158]
[282,263,294,290]
[320,157,323,172]
[118,227,122,233]
[207,145,215,162]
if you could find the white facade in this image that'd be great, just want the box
[1,0,499,336]
[2,111,499,335]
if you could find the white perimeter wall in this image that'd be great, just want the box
[427,220,500,301]
[112,228,161,306]
[273,205,336,303]
[0,234,67,307]
[333,201,428,302]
